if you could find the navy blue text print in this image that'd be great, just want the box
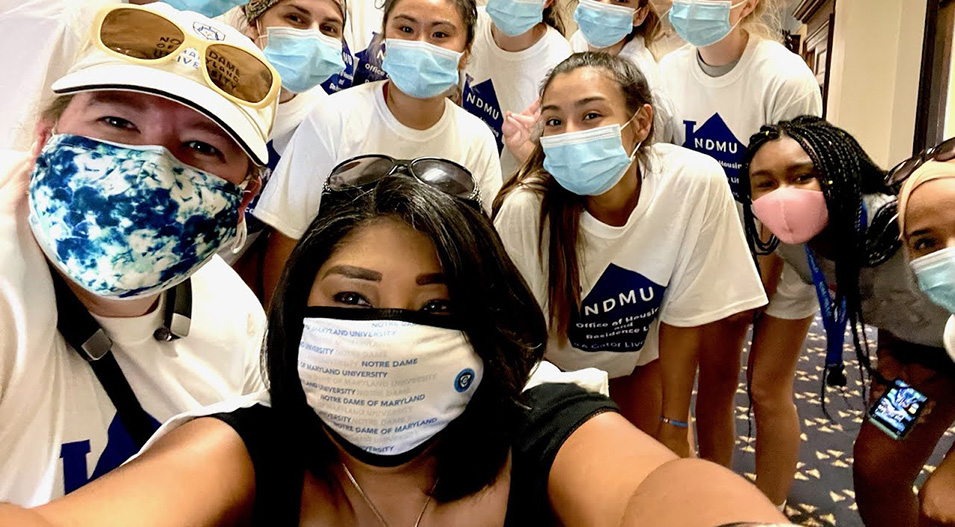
[353,33,389,86]
[322,40,357,93]
[569,264,667,352]
[60,412,161,495]
[682,113,745,200]
[462,75,504,153]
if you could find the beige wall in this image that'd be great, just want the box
[825,0,926,167]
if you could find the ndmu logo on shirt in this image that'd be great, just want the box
[462,75,504,153]
[682,113,745,200]
[60,412,161,495]
[569,264,667,352]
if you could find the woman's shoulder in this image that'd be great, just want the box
[647,143,725,184]
[540,25,573,56]
[658,43,695,71]
[446,101,498,147]
[495,182,545,219]
[747,38,817,84]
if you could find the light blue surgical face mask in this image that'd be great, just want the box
[911,246,955,314]
[381,39,463,99]
[669,0,745,48]
[161,0,245,18]
[263,27,346,93]
[540,116,641,196]
[29,134,244,299]
[486,0,545,37]
[574,0,636,49]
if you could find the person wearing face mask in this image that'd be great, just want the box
[894,155,955,526]
[741,117,955,527]
[211,0,347,278]
[460,0,570,179]
[0,173,794,527]
[494,53,767,459]
[254,0,502,307]
[0,3,277,505]
[658,0,822,502]
[568,0,675,144]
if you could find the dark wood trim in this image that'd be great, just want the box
[793,0,828,21]
[822,8,835,118]
[914,1,941,154]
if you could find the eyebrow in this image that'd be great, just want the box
[323,265,382,282]
[416,273,445,286]
[541,96,607,113]
[287,2,344,23]
[391,14,455,28]
[87,92,149,112]
[906,227,933,239]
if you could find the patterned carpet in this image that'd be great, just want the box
[727,316,955,526]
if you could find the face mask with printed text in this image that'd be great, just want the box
[297,307,484,466]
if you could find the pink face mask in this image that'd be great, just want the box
[751,187,830,245]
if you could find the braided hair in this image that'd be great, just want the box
[739,116,899,401]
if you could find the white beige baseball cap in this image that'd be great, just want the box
[51,2,279,166]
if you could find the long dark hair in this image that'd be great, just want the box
[267,177,546,503]
[740,116,899,394]
[492,52,654,342]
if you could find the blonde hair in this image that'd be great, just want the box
[40,94,74,125]
[740,0,783,42]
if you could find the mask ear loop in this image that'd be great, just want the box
[231,218,248,254]
[232,169,257,254]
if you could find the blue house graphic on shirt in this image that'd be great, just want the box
[569,264,667,352]
[683,113,745,200]
[60,413,161,495]
[353,33,389,86]
[462,75,504,153]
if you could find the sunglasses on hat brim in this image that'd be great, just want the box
[91,5,281,109]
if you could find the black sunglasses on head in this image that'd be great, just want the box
[885,137,955,193]
[324,155,480,202]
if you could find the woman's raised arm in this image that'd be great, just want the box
[0,418,256,527]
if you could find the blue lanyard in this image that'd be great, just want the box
[805,203,867,375]
[806,246,846,370]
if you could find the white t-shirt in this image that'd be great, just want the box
[494,143,768,377]
[271,88,328,157]
[254,81,503,239]
[570,33,676,144]
[464,11,571,177]
[0,151,267,506]
[945,316,955,363]
[0,0,123,151]
[659,36,822,201]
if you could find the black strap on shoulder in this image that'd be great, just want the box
[49,268,190,448]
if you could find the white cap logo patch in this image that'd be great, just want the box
[192,22,226,41]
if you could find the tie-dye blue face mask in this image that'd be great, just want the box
[28,134,243,299]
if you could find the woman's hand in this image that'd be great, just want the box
[502,99,541,165]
